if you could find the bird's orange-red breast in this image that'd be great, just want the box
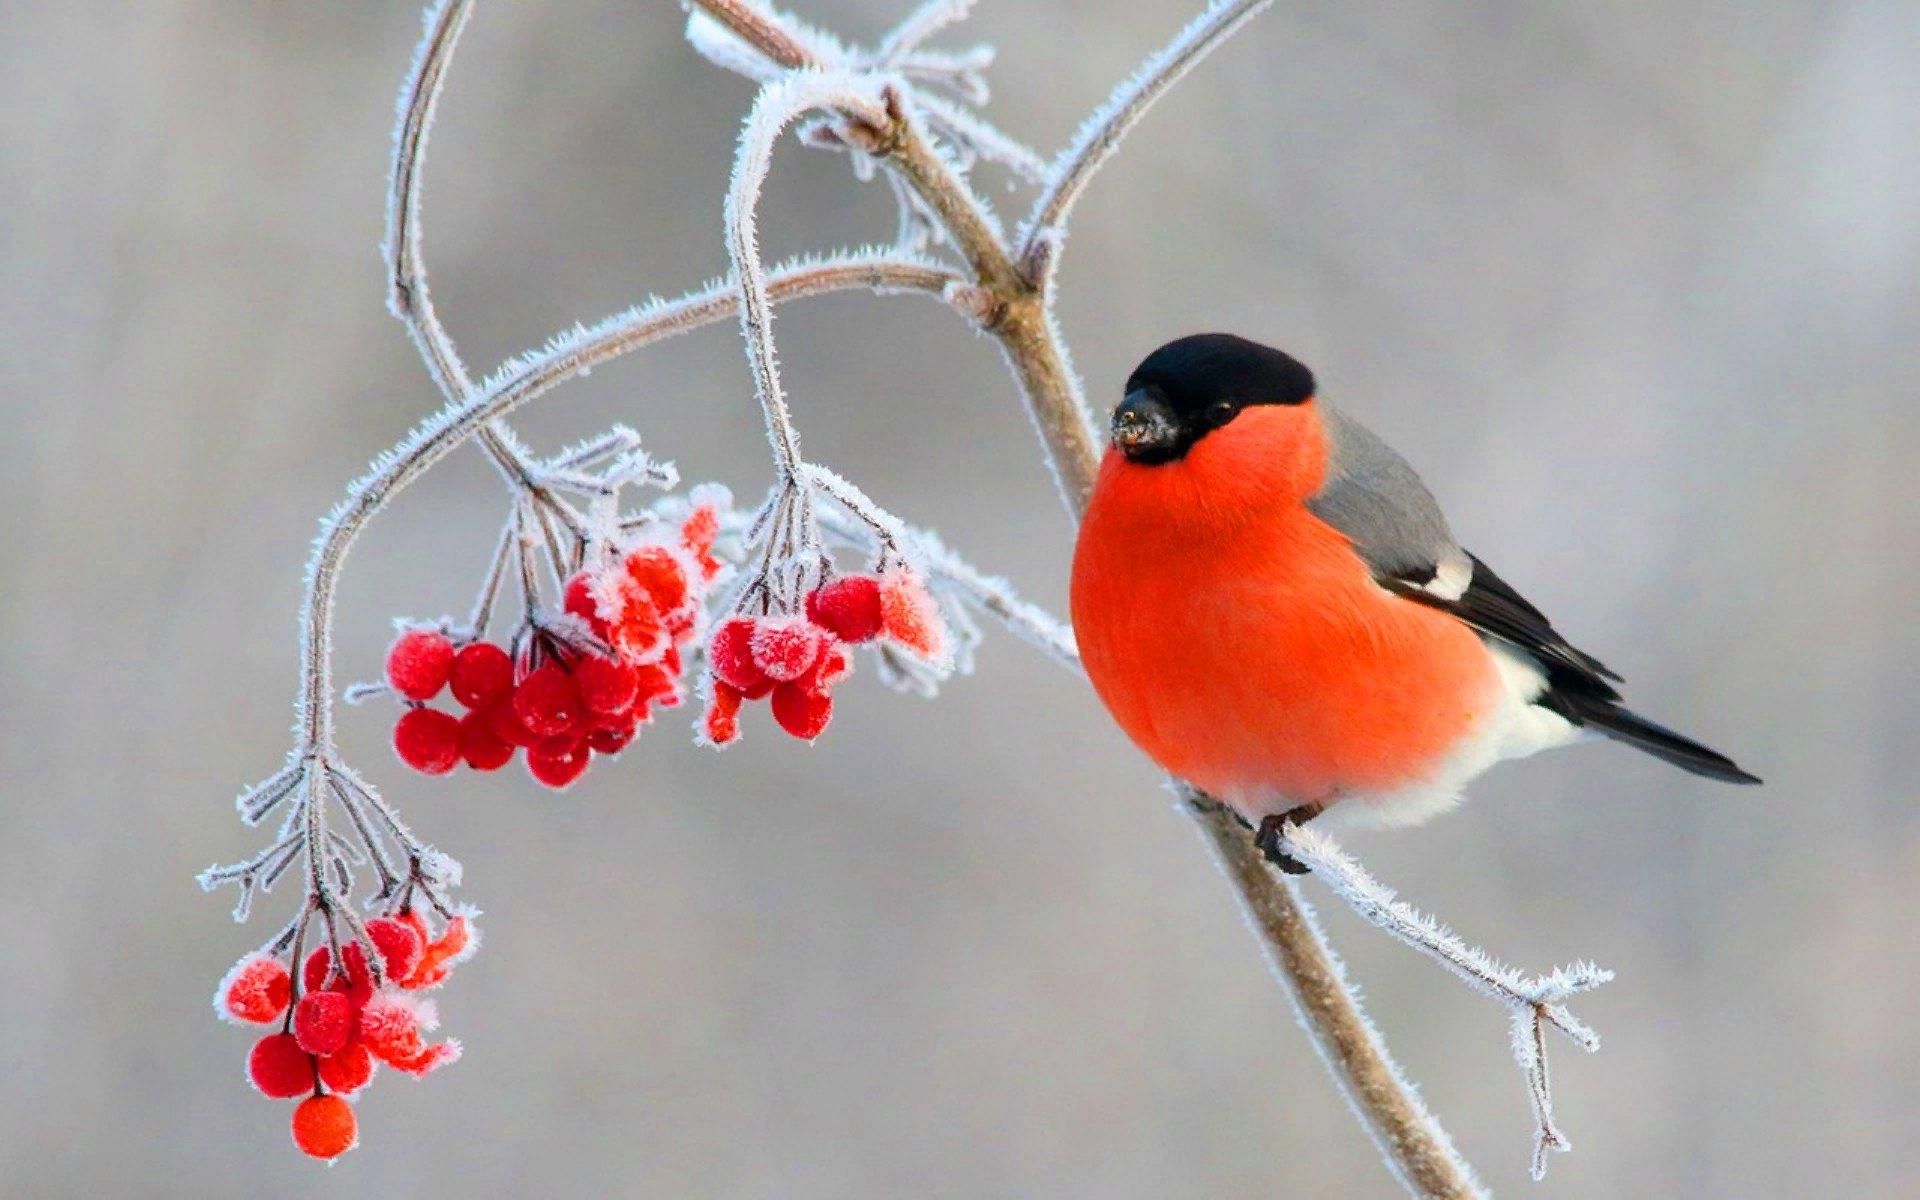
[1073,401,1500,815]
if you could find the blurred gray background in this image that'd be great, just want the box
[3,1,1915,1196]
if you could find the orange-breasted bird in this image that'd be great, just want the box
[1070,334,1758,871]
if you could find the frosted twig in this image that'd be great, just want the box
[1020,0,1274,262]
[724,72,897,480]
[1279,821,1612,1179]
[875,0,973,64]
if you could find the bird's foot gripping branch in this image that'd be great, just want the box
[202,0,1628,1190]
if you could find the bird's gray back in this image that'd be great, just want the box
[1306,403,1462,585]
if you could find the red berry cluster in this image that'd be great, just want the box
[702,566,945,746]
[383,507,723,790]
[218,910,474,1159]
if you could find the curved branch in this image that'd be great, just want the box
[385,0,551,497]
[724,72,895,478]
[294,252,961,748]
[1019,0,1273,262]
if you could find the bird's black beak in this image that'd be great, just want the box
[1112,388,1182,464]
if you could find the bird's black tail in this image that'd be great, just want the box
[1541,693,1761,785]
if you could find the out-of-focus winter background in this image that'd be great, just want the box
[2,2,1915,1196]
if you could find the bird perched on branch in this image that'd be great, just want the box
[1071,333,1758,872]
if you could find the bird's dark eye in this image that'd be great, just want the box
[1208,400,1236,425]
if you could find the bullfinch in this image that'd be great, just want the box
[1070,333,1758,872]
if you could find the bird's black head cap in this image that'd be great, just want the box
[1113,334,1316,464]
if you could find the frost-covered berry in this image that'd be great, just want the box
[598,583,668,664]
[449,641,513,709]
[458,708,515,771]
[749,616,828,682]
[527,737,591,790]
[364,917,424,982]
[624,545,693,621]
[798,644,852,692]
[709,616,768,690]
[393,707,461,775]
[513,664,584,738]
[575,654,638,715]
[806,575,884,643]
[293,990,356,1057]
[701,681,744,747]
[316,1040,374,1097]
[291,1094,358,1160]
[303,942,372,997]
[558,571,607,640]
[386,628,454,700]
[402,913,474,991]
[633,662,681,708]
[880,568,946,660]
[219,952,292,1025]
[247,1032,314,1099]
[771,683,833,741]
[681,505,723,581]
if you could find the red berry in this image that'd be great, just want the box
[797,643,852,692]
[293,990,355,1057]
[749,616,827,682]
[291,1094,357,1160]
[393,707,461,775]
[485,700,537,748]
[316,1040,375,1097]
[575,654,638,715]
[880,568,946,660]
[303,942,371,995]
[806,575,884,643]
[771,682,833,740]
[605,587,668,664]
[385,628,454,700]
[513,664,584,738]
[219,952,292,1025]
[449,641,513,708]
[701,681,744,747]
[633,663,682,707]
[708,616,767,690]
[364,917,424,981]
[247,1032,314,1099]
[527,737,591,790]
[457,708,515,771]
[586,711,639,755]
[564,571,608,637]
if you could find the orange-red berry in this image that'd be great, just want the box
[220,953,292,1025]
[247,1032,314,1099]
[386,628,454,700]
[291,1094,357,1160]
[393,707,461,775]
[364,917,424,982]
[880,568,945,660]
[316,1040,375,1097]
[702,681,744,746]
